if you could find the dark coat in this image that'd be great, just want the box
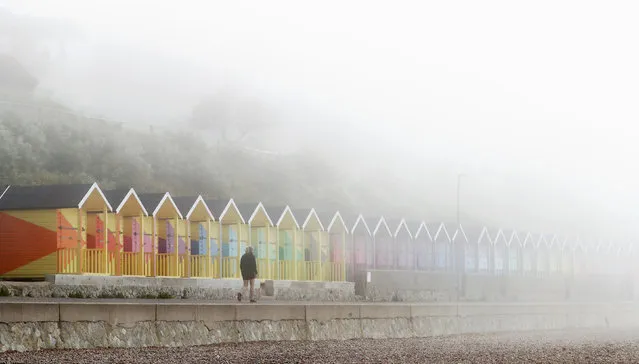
[240,252,258,279]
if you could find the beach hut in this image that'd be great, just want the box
[410,221,432,271]
[535,234,551,276]
[138,192,183,277]
[173,196,216,278]
[572,237,585,275]
[264,205,300,280]
[493,229,509,274]
[507,230,524,275]
[558,236,575,276]
[547,234,562,275]
[237,202,275,279]
[428,223,453,271]
[348,214,372,280]
[206,198,245,279]
[476,227,495,273]
[0,183,112,278]
[461,225,482,273]
[103,188,149,276]
[521,232,537,275]
[317,210,348,281]
[388,219,412,270]
[293,208,325,281]
[450,223,469,273]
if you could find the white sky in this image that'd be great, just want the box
[3,0,639,229]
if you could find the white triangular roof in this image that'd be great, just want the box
[115,188,149,216]
[153,192,183,219]
[326,211,348,232]
[301,208,325,231]
[218,198,245,224]
[247,202,274,226]
[414,222,432,240]
[393,218,413,239]
[350,214,372,235]
[433,223,452,243]
[373,217,393,237]
[275,205,299,228]
[78,182,114,212]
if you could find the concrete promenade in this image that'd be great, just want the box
[2,298,639,352]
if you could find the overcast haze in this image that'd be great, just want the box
[2,0,638,238]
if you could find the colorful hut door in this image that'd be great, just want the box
[257,228,267,259]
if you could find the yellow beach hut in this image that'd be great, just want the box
[102,188,149,276]
[264,205,300,280]
[389,218,413,270]
[205,198,245,279]
[317,210,348,281]
[137,192,183,277]
[173,195,216,278]
[371,216,393,270]
[237,202,275,279]
[0,183,113,278]
[292,208,325,281]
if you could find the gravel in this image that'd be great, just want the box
[2,329,639,363]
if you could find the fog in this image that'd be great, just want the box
[1,0,638,240]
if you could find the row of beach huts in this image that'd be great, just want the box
[0,182,633,280]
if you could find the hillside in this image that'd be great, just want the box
[0,95,608,240]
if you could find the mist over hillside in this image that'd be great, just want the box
[0,2,635,242]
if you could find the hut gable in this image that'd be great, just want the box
[414,222,432,240]
[327,212,348,232]
[372,217,393,237]
[388,218,413,239]
[293,208,324,231]
[173,196,213,221]
[406,220,424,238]
[264,205,299,228]
[138,193,182,219]
[351,214,372,235]
[0,183,112,212]
[103,188,148,216]
[236,202,273,226]
[205,198,244,224]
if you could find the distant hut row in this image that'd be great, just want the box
[0,183,632,280]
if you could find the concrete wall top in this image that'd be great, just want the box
[1,301,636,324]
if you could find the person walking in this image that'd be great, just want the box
[237,246,258,303]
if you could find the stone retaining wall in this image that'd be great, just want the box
[1,301,639,352]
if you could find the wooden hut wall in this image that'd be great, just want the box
[395,225,412,270]
[0,209,58,277]
[414,233,432,270]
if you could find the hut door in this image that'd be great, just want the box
[124,218,139,253]
[165,221,174,253]
[95,215,105,249]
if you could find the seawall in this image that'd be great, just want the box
[2,301,639,352]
